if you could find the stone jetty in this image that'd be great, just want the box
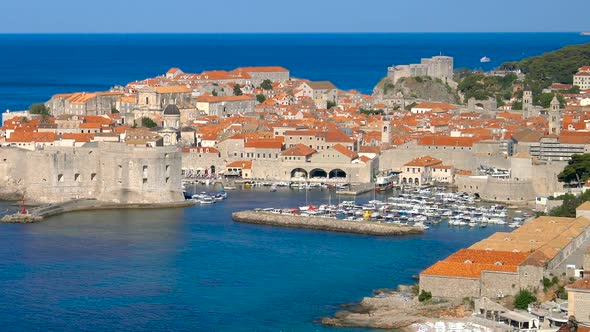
[1,199,196,223]
[232,211,424,236]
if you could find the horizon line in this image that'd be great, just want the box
[0,31,587,35]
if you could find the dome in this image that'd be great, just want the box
[163,104,180,115]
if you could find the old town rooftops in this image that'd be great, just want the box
[403,155,442,167]
[420,249,529,278]
[281,144,317,157]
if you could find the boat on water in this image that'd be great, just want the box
[199,196,216,204]
[375,177,394,192]
[581,32,590,36]
[480,56,491,63]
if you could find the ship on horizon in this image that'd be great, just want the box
[581,32,590,36]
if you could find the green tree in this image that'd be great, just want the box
[141,117,157,128]
[233,84,243,96]
[512,101,523,110]
[558,153,590,184]
[260,79,273,90]
[111,107,119,114]
[418,290,432,302]
[212,89,218,96]
[327,100,337,109]
[29,103,50,115]
[539,93,566,108]
[513,289,537,310]
[256,94,266,103]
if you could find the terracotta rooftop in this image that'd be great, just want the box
[331,143,358,159]
[281,144,317,157]
[404,155,442,167]
[226,160,253,169]
[567,277,590,290]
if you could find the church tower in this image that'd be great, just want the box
[548,96,561,135]
[522,87,533,119]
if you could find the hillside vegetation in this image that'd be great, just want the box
[500,42,590,94]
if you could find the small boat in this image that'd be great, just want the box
[199,196,216,204]
[480,56,491,63]
[270,184,277,192]
[581,32,590,36]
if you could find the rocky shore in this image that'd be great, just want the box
[321,288,470,330]
[232,211,424,236]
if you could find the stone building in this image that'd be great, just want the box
[548,96,562,135]
[421,212,590,299]
[400,155,442,186]
[573,66,590,90]
[387,56,454,84]
[566,278,590,324]
[195,95,256,117]
[237,66,290,86]
[0,142,183,204]
[137,85,193,110]
[297,81,338,103]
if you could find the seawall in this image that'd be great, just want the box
[1,199,196,223]
[232,211,424,236]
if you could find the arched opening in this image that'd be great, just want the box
[383,125,388,133]
[210,165,216,175]
[291,168,308,179]
[309,168,327,179]
[474,193,480,199]
[475,102,485,109]
[402,177,407,184]
[414,178,419,185]
[329,169,347,179]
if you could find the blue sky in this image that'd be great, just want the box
[0,0,585,33]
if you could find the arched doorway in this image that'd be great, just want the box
[329,169,347,179]
[291,168,308,179]
[210,165,216,175]
[414,178,419,185]
[309,168,327,179]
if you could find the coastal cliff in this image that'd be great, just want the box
[232,211,424,236]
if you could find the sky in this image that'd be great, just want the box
[0,0,586,33]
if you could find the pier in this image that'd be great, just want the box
[1,199,196,223]
[232,210,424,236]
[336,183,375,196]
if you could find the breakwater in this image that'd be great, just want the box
[232,211,424,236]
[1,199,196,223]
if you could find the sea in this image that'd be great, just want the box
[0,33,588,331]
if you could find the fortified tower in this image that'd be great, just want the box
[548,96,561,135]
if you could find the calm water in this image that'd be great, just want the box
[1,188,507,331]
[1,33,589,111]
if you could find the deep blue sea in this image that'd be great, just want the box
[0,33,589,111]
[0,33,588,331]
[0,188,506,331]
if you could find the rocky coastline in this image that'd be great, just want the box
[231,211,424,236]
[321,288,470,330]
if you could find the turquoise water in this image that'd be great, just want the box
[0,188,506,331]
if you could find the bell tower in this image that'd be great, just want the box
[548,96,561,135]
[522,86,533,119]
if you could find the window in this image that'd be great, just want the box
[165,177,170,183]
[58,174,64,182]
[142,165,148,179]
[74,173,80,182]
[91,173,97,181]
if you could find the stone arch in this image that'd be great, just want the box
[210,165,216,175]
[291,168,308,179]
[414,178,419,185]
[329,169,347,179]
[309,168,327,178]
[383,125,388,133]
[402,177,407,184]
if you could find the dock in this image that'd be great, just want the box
[1,199,196,223]
[232,210,424,236]
[336,183,374,196]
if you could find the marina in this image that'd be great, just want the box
[185,182,531,231]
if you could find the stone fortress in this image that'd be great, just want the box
[387,55,454,84]
[0,142,183,204]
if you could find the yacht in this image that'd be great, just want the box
[480,56,491,63]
